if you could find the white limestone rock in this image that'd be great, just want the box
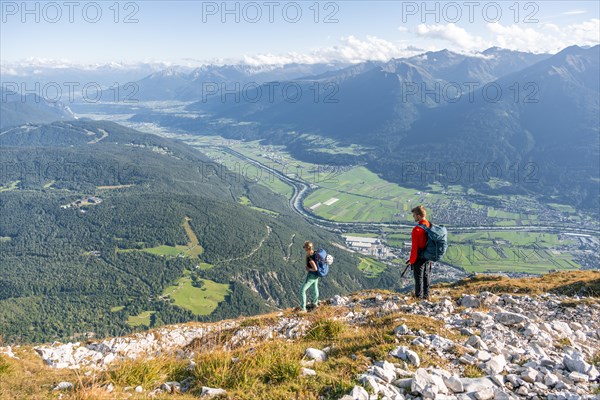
[394,324,409,335]
[461,295,481,308]
[201,387,227,397]
[53,382,73,391]
[494,312,529,326]
[485,354,507,375]
[305,348,327,362]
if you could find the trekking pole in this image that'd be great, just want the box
[400,262,412,278]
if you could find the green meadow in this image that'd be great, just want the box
[239,195,280,216]
[127,310,155,327]
[0,181,20,192]
[357,257,388,278]
[119,217,203,258]
[162,271,230,316]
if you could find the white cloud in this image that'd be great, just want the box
[2,58,174,71]
[564,10,586,15]
[486,23,548,52]
[5,19,599,70]
[242,35,424,66]
[242,52,321,66]
[5,37,423,69]
[415,23,491,50]
[0,66,19,76]
[567,19,600,44]
[487,19,600,53]
[543,23,561,33]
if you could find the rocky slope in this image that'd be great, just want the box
[1,272,599,399]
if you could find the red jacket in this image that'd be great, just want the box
[409,219,430,264]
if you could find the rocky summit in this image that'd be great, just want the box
[337,291,600,400]
[1,274,599,399]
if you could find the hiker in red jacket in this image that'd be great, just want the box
[406,205,432,300]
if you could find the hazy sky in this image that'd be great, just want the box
[1,0,599,66]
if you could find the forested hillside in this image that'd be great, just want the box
[0,120,400,344]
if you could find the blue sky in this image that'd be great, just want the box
[1,1,599,65]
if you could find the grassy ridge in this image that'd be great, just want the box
[0,302,460,400]
[441,270,600,297]
[1,271,599,399]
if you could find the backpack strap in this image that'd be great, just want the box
[417,223,431,232]
[416,223,430,259]
[313,252,322,267]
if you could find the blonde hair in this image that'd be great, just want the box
[303,241,313,251]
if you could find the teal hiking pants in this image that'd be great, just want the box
[300,273,319,311]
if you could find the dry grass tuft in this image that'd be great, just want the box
[553,338,573,350]
[463,364,485,378]
[0,355,13,376]
[590,351,600,367]
[305,319,345,342]
[103,356,189,389]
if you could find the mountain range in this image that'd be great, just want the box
[0,61,175,89]
[125,62,350,101]
[3,46,598,209]
[186,47,557,144]
[171,46,598,209]
[0,87,75,129]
